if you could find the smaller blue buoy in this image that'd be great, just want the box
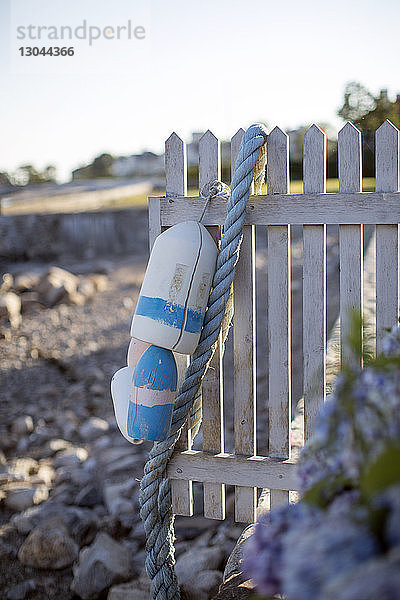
[128,345,177,441]
[111,345,178,442]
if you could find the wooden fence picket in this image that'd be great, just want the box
[338,122,363,367]
[232,128,257,522]
[199,131,226,520]
[376,120,400,353]
[266,127,291,508]
[303,125,327,441]
[166,133,193,517]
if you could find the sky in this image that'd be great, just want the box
[0,0,399,181]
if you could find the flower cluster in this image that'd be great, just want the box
[243,325,400,600]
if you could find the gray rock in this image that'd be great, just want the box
[32,463,55,486]
[13,272,41,292]
[53,446,88,468]
[6,579,36,600]
[175,546,224,589]
[11,415,34,436]
[12,502,98,546]
[4,484,48,512]
[223,525,254,584]
[184,570,223,600]
[71,532,132,599]
[75,484,103,508]
[12,503,49,534]
[0,538,16,559]
[105,454,140,476]
[103,480,137,516]
[89,383,105,397]
[107,578,150,600]
[54,464,94,487]
[16,437,29,453]
[98,446,133,465]
[79,416,109,441]
[0,273,13,293]
[18,520,79,569]
[20,291,42,312]
[36,267,79,307]
[64,506,99,547]
[0,292,21,328]
[2,457,38,480]
[87,273,108,292]
[76,277,97,299]
[45,438,72,456]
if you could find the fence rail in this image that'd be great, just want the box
[150,120,400,522]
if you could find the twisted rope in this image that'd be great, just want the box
[139,123,268,600]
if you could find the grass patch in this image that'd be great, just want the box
[2,179,377,215]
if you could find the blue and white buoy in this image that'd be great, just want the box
[111,220,218,442]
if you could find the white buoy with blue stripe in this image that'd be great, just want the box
[131,221,218,355]
[111,220,218,442]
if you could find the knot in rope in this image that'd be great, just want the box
[199,179,231,223]
[139,123,268,600]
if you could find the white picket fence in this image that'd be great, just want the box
[148,120,400,523]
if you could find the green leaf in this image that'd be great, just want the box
[302,475,353,509]
[361,443,400,498]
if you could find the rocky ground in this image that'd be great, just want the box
[0,225,346,600]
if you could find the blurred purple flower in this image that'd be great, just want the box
[320,548,400,600]
[243,502,318,597]
[282,503,379,600]
[382,324,400,357]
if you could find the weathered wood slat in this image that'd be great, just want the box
[165,134,194,517]
[338,123,363,367]
[167,451,298,490]
[158,191,400,226]
[148,197,161,251]
[267,127,291,507]
[303,125,326,441]
[199,131,225,520]
[231,129,257,523]
[376,120,400,353]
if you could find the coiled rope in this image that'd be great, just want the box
[139,123,268,600]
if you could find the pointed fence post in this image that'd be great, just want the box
[303,124,327,441]
[376,120,400,353]
[338,122,363,367]
[166,133,194,517]
[232,128,257,522]
[199,130,226,520]
[267,126,291,508]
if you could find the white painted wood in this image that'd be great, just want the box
[199,130,225,520]
[165,133,193,516]
[270,490,290,509]
[338,123,363,367]
[167,450,298,490]
[165,132,187,197]
[148,197,161,250]
[231,129,257,522]
[376,120,400,353]
[158,191,400,226]
[303,125,326,441]
[267,127,290,507]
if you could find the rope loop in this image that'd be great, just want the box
[199,179,230,223]
[139,123,268,599]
